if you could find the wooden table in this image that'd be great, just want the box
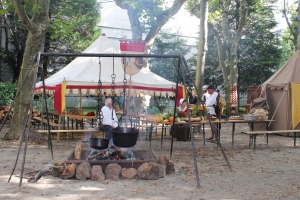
[157,120,227,149]
[164,120,228,159]
[227,119,275,148]
[48,111,97,141]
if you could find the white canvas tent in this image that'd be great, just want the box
[251,49,300,132]
[35,34,176,97]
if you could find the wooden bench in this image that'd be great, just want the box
[242,130,300,150]
[32,117,59,129]
[33,129,106,144]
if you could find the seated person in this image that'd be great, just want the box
[178,98,188,118]
[99,98,119,146]
[178,98,188,112]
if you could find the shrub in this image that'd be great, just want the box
[0,81,17,106]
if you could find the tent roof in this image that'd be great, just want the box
[263,49,300,88]
[35,34,176,96]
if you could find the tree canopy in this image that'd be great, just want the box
[0,0,100,82]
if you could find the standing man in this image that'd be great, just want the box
[100,98,119,146]
[204,85,219,116]
[204,85,221,142]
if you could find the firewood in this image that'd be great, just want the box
[4,105,11,112]
[0,110,4,114]
[74,141,83,160]
[33,112,38,117]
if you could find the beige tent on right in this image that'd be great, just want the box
[251,49,300,134]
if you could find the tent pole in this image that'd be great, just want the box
[79,89,82,111]
[127,76,132,112]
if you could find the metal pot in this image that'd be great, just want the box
[111,127,139,148]
[243,114,258,121]
[89,138,109,150]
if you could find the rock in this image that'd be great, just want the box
[60,163,76,179]
[91,165,105,181]
[137,162,165,180]
[166,161,175,174]
[122,168,137,179]
[52,162,64,177]
[76,161,91,181]
[158,156,175,174]
[158,156,169,166]
[105,163,122,180]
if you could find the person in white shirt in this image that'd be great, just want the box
[99,98,119,145]
[204,85,218,115]
[204,85,220,142]
[178,98,187,112]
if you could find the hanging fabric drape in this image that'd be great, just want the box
[291,83,300,129]
[54,80,67,115]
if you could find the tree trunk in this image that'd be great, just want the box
[5,32,45,140]
[207,1,249,116]
[195,0,208,100]
[5,0,50,140]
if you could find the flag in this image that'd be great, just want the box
[291,83,300,129]
[176,86,184,106]
[54,82,67,115]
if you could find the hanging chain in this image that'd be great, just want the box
[97,57,104,128]
[111,55,116,120]
[122,56,127,115]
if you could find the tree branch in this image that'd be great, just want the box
[12,0,35,32]
[283,0,296,37]
[144,0,188,45]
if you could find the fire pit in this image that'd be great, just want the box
[65,148,159,170]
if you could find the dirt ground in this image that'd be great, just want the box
[1,123,300,200]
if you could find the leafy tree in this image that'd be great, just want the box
[0,0,100,82]
[4,0,51,140]
[280,30,295,65]
[0,81,17,105]
[0,0,100,139]
[282,0,298,50]
[0,11,27,82]
[115,0,187,52]
[238,5,282,94]
[187,0,279,115]
[42,0,101,78]
[149,29,191,83]
[194,0,208,103]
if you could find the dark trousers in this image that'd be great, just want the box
[101,125,120,146]
[102,125,113,140]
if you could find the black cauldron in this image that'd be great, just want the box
[111,127,139,148]
[90,138,109,150]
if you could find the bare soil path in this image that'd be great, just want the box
[1,123,300,200]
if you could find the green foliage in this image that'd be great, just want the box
[186,0,282,95]
[44,0,101,76]
[164,111,174,119]
[0,0,101,82]
[0,81,17,105]
[146,107,162,115]
[149,29,191,83]
[237,4,282,94]
[192,105,205,117]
